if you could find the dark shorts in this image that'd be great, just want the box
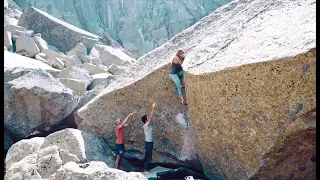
[116,144,124,155]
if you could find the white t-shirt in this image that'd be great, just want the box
[143,123,153,142]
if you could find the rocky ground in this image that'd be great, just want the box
[4,0,316,179]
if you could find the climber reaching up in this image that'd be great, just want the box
[169,47,194,105]
[141,102,156,174]
[114,112,135,169]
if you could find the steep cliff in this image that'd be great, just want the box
[13,0,231,57]
[76,0,316,179]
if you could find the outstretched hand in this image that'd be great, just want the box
[152,103,156,108]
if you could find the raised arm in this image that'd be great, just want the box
[146,103,156,126]
[118,112,134,128]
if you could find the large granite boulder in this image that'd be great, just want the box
[4,51,60,82]
[76,0,316,179]
[181,0,316,179]
[4,69,78,139]
[5,129,139,179]
[17,7,101,52]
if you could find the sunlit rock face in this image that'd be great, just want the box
[13,0,231,57]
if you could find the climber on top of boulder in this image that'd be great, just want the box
[169,46,194,105]
[114,112,135,170]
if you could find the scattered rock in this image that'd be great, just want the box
[58,66,92,88]
[108,64,125,75]
[32,36,49,51]
[67,42,87,63]
[4,25,29,38]
[89,44,136,66]
[4,69,78,139]
[59,78,87,96]
[4,31,12,50]
[4,15,18,26]
[4,51,60,82]
[6,137,45,170]
[64,55,82,68]
[80,63,108,75]
[41,49,66,69]
[5,128,138,179]
[16,34,40,57]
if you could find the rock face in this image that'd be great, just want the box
[17,7,102,52]
[5,129,141,179]
[76,64,202,171]
[4,69,78,139]
[14,0,231,57]
[76,0,316,179]
[186,49,316,179]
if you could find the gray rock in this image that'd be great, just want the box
[4,31,12,49]
[108,64,125,75]
[88,56,102,65]
[58,66,92,87]
[64,55,82,68]
[75,89,100,111]
[4,15,18,26]
[41,49,66,69]
[80,63,108,75]
[5,128,138,180]
[16,34,40,56]
[41,129,115,166]
[4,51,61,82]
[59,78,87,96]
[6,137,45,170]
[4,25,28,37]
[18,7,101,52]
[88,73,115,90]
[4,69,78,139]
[67,42,87,63]
[89,44,135,66]
[32,36,49,51]
[36,146,63,178]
